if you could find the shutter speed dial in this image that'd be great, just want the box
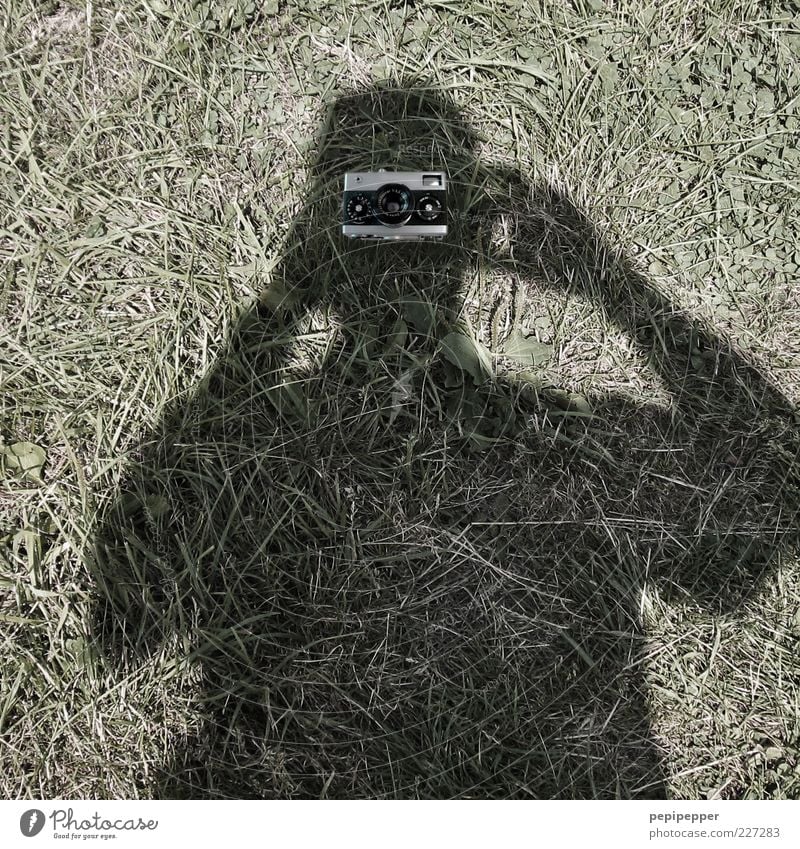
[347,194,372,223]
[416,195,442,222]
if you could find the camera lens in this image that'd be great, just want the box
[374,183,413,226]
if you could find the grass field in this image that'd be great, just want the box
[2,0,800,799]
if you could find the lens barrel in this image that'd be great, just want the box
[374,183,413,226]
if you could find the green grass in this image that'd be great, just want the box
[1,0,800,799]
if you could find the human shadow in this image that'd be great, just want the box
[90,81,800,799]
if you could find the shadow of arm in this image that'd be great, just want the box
[473,165,800,609]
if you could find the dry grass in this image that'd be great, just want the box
[1,0,799,799]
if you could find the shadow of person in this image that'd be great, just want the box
[90,80,800,799]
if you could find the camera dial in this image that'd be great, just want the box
[416,195,442,222]
[374,183,414,226]
[347,194,372,223]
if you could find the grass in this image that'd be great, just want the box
[1,0,800,799]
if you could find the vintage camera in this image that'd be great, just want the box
[342,171,447,240]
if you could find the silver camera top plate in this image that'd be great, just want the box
[343,171,447,192]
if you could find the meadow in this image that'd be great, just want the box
[1,0,799,798]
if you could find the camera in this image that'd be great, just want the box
[342,171,447,240]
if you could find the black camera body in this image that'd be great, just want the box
[342,171,447,240]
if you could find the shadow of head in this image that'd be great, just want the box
[265,78,489,324]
